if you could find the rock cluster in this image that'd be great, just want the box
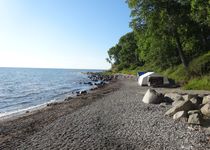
[87,72,113,82]
[142,89,210,125]
[76,73,114,97]
[80,72,114,87]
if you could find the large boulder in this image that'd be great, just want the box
[188,113,202,125]
[164,93,183,102]
[165,100,195,116]
[190,97,202,106]
[183,94,197,101]
[188,110,201,115]
[172,100,184,107]
[201,103,210,117]
[173,111,187,120]
[142,89,163,104]
[202,95,210,104]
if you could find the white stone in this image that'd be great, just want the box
[188,110,200,115]
[188,113,201,125]
[173,111,186,120]
[201,103,210,117]
[183,94,197,101]
[142,89,162,104]
[172,100,183,107]
[202,95,210,104]
[164,93,183,102]
[165,100,194,116]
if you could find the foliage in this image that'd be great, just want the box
[162,65,189,84]
[107,32,143,71]
[190,0,210,26]
[106,0,210,90]
[184,76,210,90]
[189,51,210,76]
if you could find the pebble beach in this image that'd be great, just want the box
[0,79,210,150]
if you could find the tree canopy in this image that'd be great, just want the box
[107,0,210,73]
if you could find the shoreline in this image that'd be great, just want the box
[0,72,113,122]
[0,79,120,148]
[0,79,117,123]
[1,79,210,149]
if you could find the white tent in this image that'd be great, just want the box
[138,72,169,86]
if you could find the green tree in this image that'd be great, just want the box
[127,0,193,69]
[107,32,142,70]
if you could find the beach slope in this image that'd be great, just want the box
[0,80,210,149]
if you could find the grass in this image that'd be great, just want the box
[184,76,210,90]
[161,65,189,84]
[189,51,210,76]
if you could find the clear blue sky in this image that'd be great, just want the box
[0,0,131,69]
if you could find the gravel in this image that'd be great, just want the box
[2,80,210,149]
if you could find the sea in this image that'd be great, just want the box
[0,67,102,119]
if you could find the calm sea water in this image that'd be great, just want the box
[0,68,100,118]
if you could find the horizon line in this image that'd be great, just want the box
[0,66,109,71]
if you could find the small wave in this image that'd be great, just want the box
[0,101,50,119]
[3,91,43,100]
[0,101,30,110]
[0,68,98,119]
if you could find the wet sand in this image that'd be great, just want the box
[0,79,210,150]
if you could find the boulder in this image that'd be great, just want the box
[188,110,201,115]
[188,113,202,125]
[164,93,183,102]
[80,90,87,95]
[190,97,202,106]
[76,90,87,96]
[159,102,168,107]
[202,95,210,104]
[172,100,184,107]
[173,111,186,120]
[183,94,197,101]
[142,89,163,104]
[165,100,194,116]
[201,103,210,117]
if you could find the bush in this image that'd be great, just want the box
[189,51,210,76]
[162,65,189,84]
[184,76,210,90]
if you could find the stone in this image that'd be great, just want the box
[80,91,87,95]
[172,100,183,107]
[188,113,201,125]
[183,94,197,101]
[202,95,210,104]
[173,111,186,120]
[164,93,183,102]
[201,103,210,117]
[190,97,202,106]
[64,97,73,101]
[163,97,174,104]
[159,102,168,107]
[142,89,162,104]
[188,110,201,115]
[165,100,194,116]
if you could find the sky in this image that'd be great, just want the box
[0,0,131,69]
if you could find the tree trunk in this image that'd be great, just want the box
[173,29,188,70]
[201,27,208,51]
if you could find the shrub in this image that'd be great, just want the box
[189,51,210,76]
[184,76,210,90]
